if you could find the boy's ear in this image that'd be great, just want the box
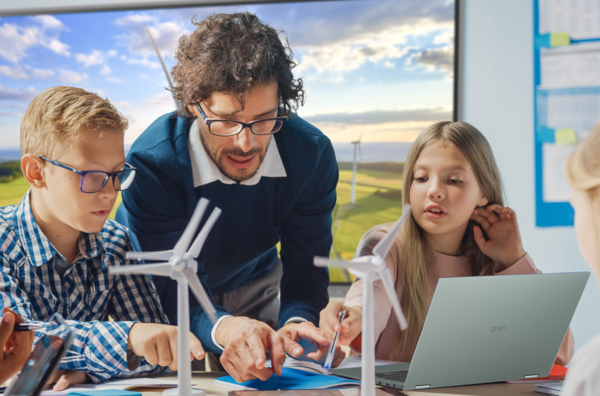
[477,195,489,207]
[21,155,47,189]
[187,104,197,117]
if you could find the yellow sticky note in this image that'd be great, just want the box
[551,32,570,47]
[555,128,577,145]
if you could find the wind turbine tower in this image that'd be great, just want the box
[350,133,362,205]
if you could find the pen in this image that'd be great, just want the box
[13,323,43,332]
[324,307,347,370]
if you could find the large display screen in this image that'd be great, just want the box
[0,0,456,281]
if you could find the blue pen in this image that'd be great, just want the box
[324,307,346,370]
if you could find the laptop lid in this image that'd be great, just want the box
[403,272,589,390]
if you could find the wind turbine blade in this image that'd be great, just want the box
[380,267,408,330]
[373,204,412,259]
[358,143,362,162]
[182,268,217,324]
[109,263,172,277]
[313,257,367,272]
[146,26,178,109]
[126,250,173,261]
[174,199,209,257]
[146,26,174,89]
[189,207,222,258]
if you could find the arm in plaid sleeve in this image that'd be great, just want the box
[0,253,139,381]
[105,236,171,379]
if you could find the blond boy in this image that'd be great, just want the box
[0,87,204,389]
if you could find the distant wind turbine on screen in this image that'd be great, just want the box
[146,26,179,109]
[110,198,220,396]
[350,131,363,205]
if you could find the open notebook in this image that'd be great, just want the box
[215,367,360,390]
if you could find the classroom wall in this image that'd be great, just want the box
[462,0,600,355]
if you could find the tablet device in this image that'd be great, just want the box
[4,313,74,396]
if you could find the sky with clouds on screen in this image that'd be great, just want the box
[0,0,454,150]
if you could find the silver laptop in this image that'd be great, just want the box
[331,272,589,390]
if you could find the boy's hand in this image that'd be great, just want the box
[51,370,88,391]
[127,323,205,370]
[319,302,362,347]
[0,308,35,382]
[470,204,526,267]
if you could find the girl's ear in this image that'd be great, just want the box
[477,195,489,207]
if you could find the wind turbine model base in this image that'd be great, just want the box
[314,204,411,396]
[110,198,221,396]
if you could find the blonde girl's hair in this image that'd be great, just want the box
[389,121,505,362]
[565,124,600,266]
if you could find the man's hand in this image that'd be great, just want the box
[127,323,205,370]
[278,321,345,367]
[51,370,88,392]
[217,317,285,383]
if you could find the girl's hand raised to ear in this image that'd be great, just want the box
[470,204,526,268]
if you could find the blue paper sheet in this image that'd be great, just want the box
[215,367,360,390]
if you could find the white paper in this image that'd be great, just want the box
[543,143,574,202]
[39,377,184,396]
[539,0,600,40]
[269,356,399,375]
[541,42,600,89]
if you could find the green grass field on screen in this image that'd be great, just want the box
[0,167,403,283]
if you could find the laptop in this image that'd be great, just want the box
[330,272,589,390]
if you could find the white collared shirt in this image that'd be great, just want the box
[188,119,287,187]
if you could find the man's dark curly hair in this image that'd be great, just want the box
[171,12,305,118]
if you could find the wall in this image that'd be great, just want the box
[462,0,600,355]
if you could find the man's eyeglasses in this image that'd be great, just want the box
[196,102,288,137]
[38,156,137,194]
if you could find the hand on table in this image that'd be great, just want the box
[470,204,526,267]
[127,323,205,370]
[50,370,89,392]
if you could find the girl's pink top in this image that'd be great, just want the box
[344,224,574,365]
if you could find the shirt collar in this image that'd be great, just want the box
[188,119,287,187]
[14,190,104,267]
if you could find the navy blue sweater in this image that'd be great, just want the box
[121,112,337,352]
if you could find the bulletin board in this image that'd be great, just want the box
[534,0,600,227]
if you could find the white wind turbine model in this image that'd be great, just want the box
[350,132,363,205]
[314,204,411,396]
[110,198,220,396]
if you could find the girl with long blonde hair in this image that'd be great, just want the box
[320,121,573,365]
[562,124,600,395]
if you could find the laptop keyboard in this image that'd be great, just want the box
[376,370,408,383]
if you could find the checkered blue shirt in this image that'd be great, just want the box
[0,192,169,382]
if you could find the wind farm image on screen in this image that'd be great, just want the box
[0,0,455,282]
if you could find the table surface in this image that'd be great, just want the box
[134,372,540,396]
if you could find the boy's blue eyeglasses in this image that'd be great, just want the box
[38,156,137,194]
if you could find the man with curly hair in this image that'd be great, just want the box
[117,12,341,381]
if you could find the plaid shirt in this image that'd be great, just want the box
[0,192,169,382]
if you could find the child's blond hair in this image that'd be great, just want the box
[391,121,504,361]
[566,125,600,266]
[20,86,128,159]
